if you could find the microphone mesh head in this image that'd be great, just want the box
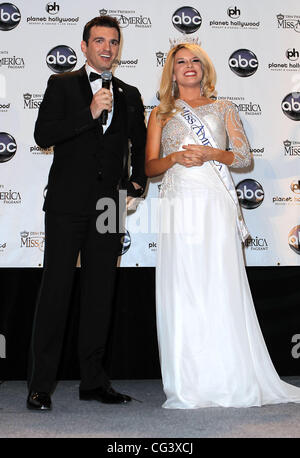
[101,71,112,81]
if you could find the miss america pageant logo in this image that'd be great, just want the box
[276,13,300,33]
[20,230,45,251]
[99,8,152,29]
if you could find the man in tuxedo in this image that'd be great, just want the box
[27,16,147,410]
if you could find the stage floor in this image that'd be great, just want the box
[1,378,300,438]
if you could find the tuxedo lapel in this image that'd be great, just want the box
[77,65,93,105]
[110,77,127,133]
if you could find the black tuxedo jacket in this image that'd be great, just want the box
[34,66,147,214]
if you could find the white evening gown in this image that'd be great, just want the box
[156,99,300,408]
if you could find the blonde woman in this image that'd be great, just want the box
[145,43,300,409]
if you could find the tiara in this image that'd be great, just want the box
[169,36,201,49]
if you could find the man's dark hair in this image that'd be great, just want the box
[83,16,121,44]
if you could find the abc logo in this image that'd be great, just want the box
[172,7,202,34]
[229,49,258,77]
[236,179,264,209]
[291,180,300,194]
[227,6,241,19]
[0,132,17,162]
[119,229,131,256]
[0,2,21,30]
[288,226,300,255]
[46,45,77,73]
[281,93,300,121]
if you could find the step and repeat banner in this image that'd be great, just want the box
[0,0,299,267]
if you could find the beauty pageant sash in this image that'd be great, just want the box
[175,100,249,242]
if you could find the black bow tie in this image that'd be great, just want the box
[89,72,102,82]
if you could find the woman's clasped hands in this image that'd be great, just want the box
[173,144,216,167]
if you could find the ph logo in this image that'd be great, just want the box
[288,226,300,254]
[291,180,300,194]
[236,179,264,209]
[286,48,299,61]
[46,45,77,73]
[0,2,21,30]
[46,2,60,15]
[227,6,241,19]
[172,6,202,34]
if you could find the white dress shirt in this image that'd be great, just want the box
[85,63,114,133]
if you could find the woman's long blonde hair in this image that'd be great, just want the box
[157,43,217,122]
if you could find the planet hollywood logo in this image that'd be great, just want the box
[276,13,300,33]
[236,179,264,209]
[250,146,264,158]
[0,185,21,204]
[272,179,300,206]
[245,236,268,251]
[281,93,300,121]
[283,139,300,157]
[288,226,300,255]
[148,241,157,252]
[119,229,131,255]
[30,145,53,155]
[0,3,21,30]
[0,132,17,162]
[272,180,300,206]
[172,6,202,34]
[0,101,10,112]
[113,57,138,69]
[27,2,78,25]
[268,48,300,72]
[0,51,24,69]
[229,49,258,77]
[46,45,77,73]
[144,104,158,123]
[20,230,45,251]
[210,6,260,29]
[23,93,43,109]
[100,8,152,29]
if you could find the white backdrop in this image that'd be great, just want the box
[0,0,299,267]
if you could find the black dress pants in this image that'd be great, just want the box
[27,210,122,393]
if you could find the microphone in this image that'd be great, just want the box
[100,70,112,125]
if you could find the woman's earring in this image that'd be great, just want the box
[172,80,177,97]
[172,81,176,97]
[200,81,204,96]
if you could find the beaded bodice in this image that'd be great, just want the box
[161,99,251,168]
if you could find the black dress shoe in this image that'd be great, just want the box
[27,392,52,411]
[79,386,131,404]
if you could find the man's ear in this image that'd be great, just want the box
[81,40,87,57]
